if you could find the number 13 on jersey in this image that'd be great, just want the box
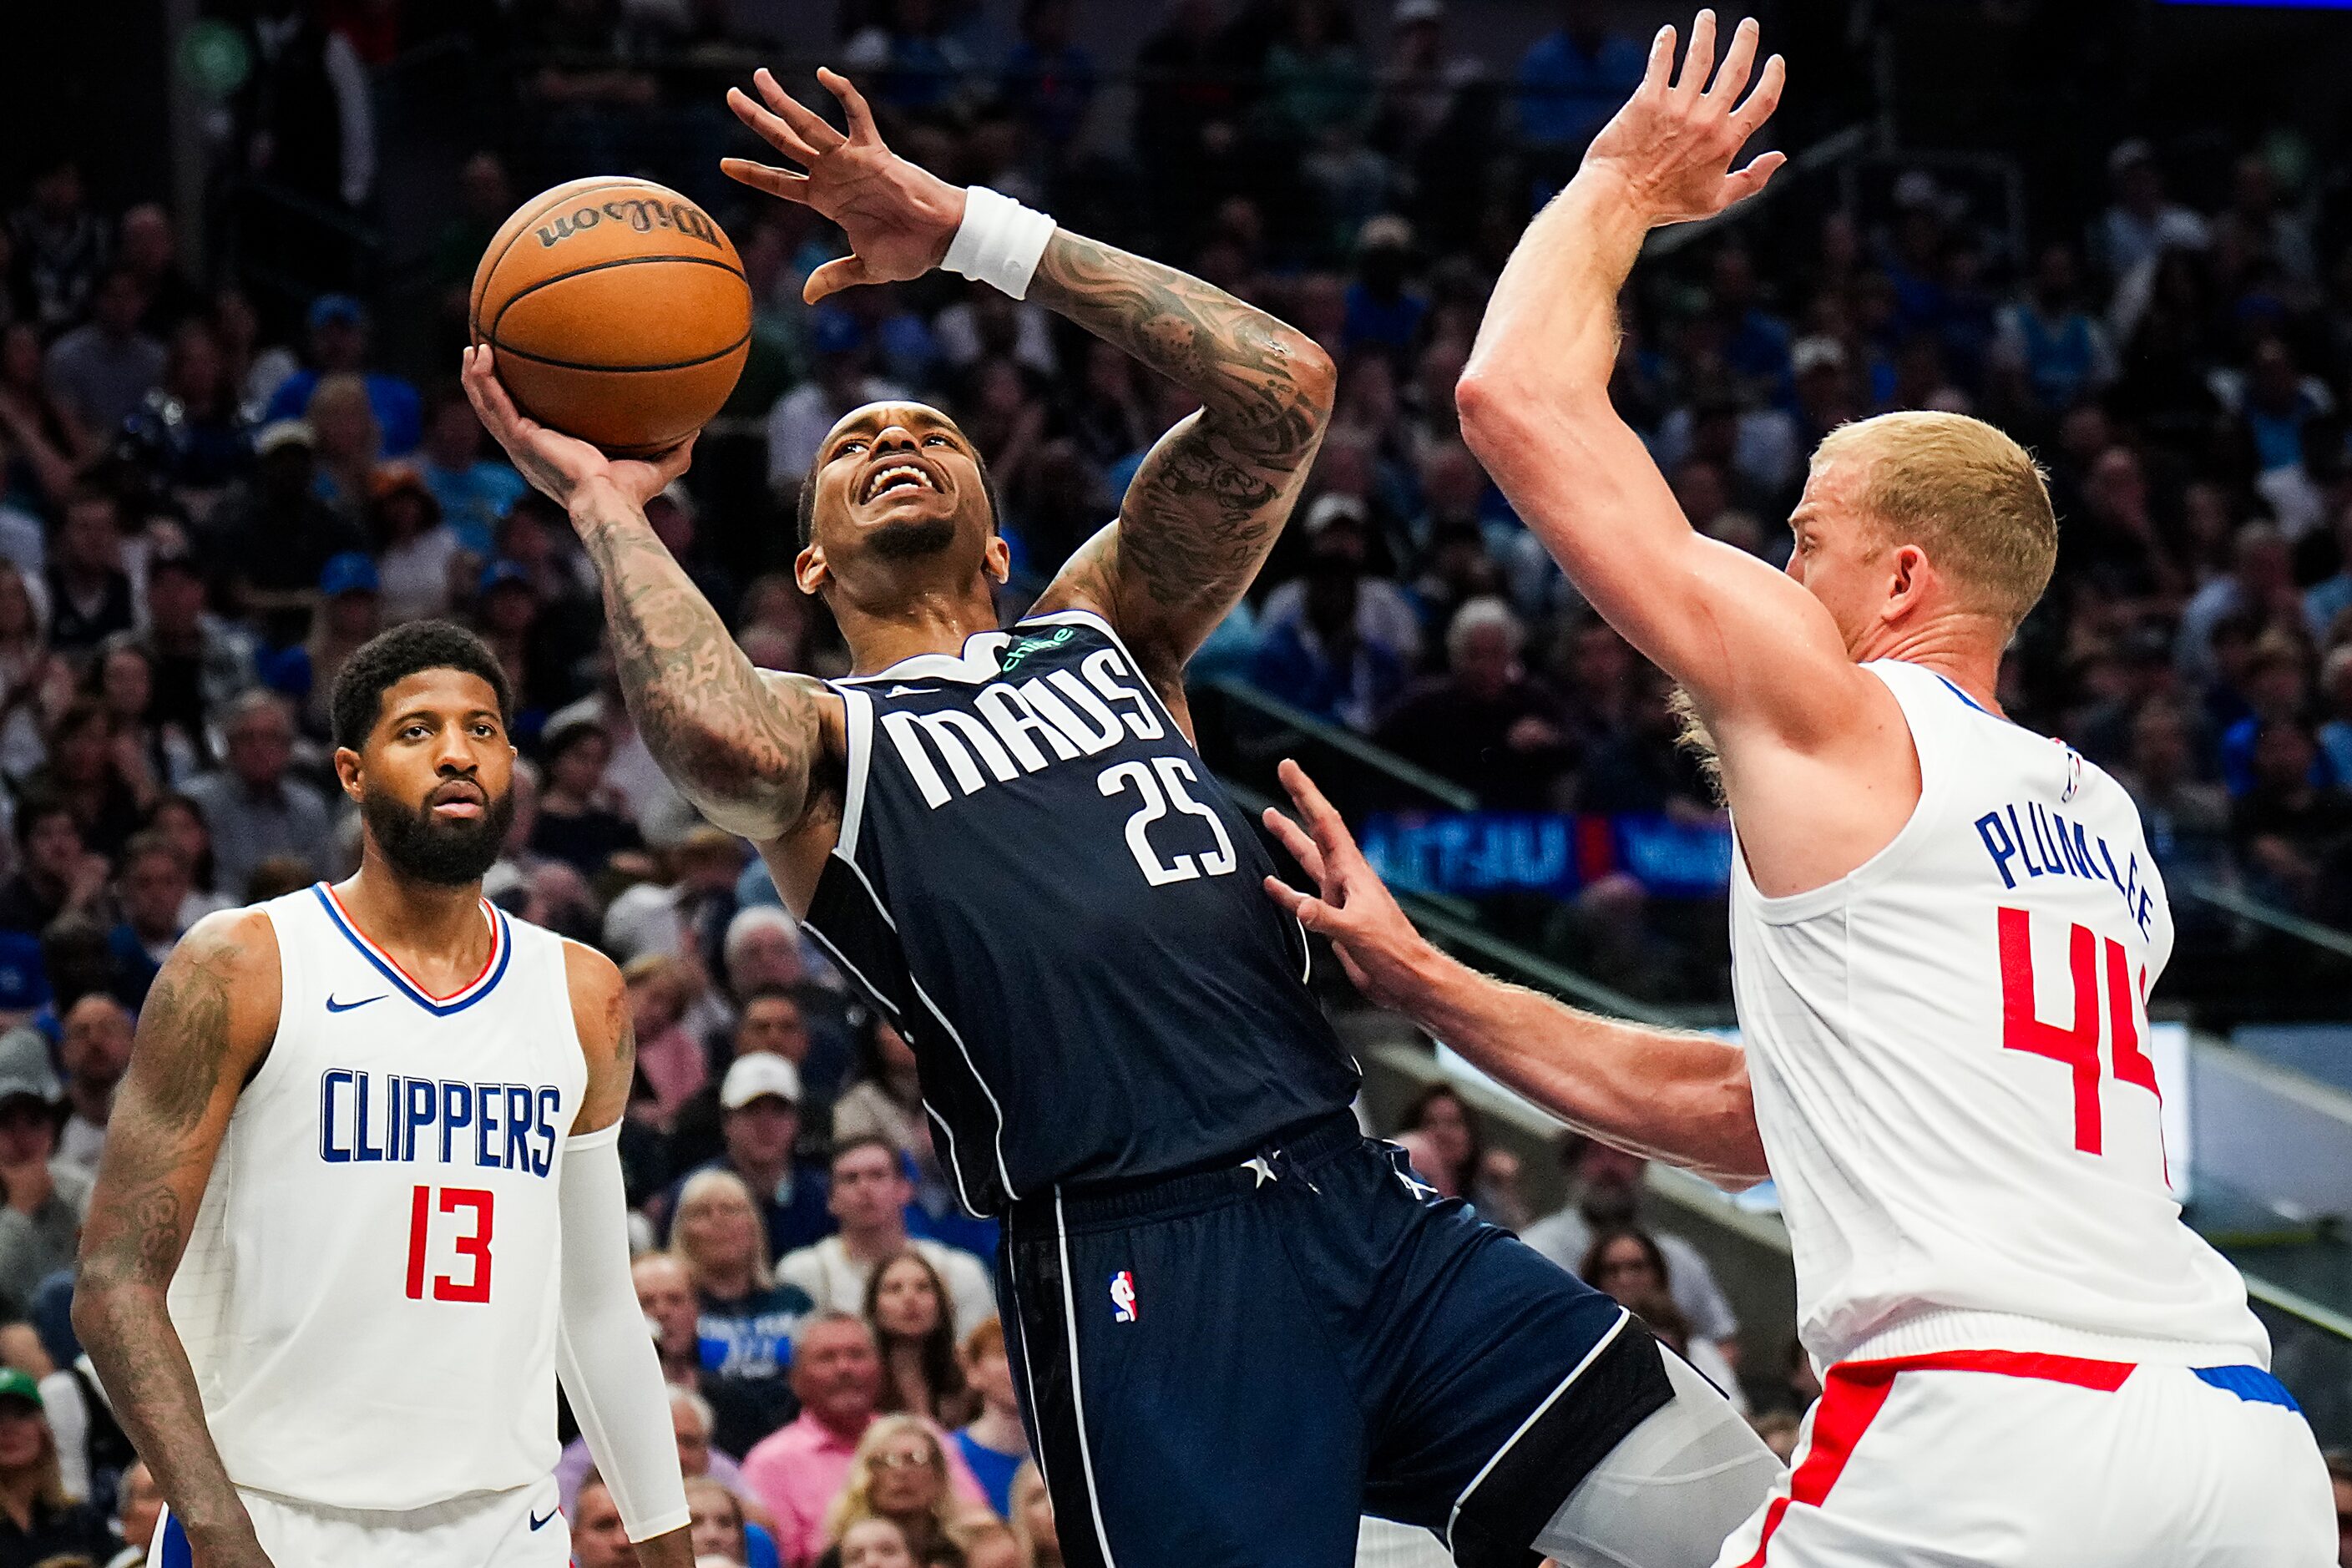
[1997,907,2165,1170]
[406,1185,494,1302]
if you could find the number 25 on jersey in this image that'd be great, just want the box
[1997,907,2161,1160]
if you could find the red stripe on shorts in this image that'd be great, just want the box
[1737,1348,2135,1564]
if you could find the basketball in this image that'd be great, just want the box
[469,178,751,456]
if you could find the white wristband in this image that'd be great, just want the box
[942,185,1057,301]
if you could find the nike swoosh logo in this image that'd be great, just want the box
[529,1506,559,1531]
[326,994,386,1013]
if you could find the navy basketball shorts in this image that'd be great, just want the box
[997,1111,1672,1568]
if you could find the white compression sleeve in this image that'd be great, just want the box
[1536,1345,1785,1568]
[556,1122,690,1542]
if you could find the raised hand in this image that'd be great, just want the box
[721,67,967,303]
[1259,760,1439,1014]
[461,345,692,515]
[1581,10,1786,228]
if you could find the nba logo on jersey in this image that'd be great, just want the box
[2056,739,2084,802]
[1109,1270,1139,1323]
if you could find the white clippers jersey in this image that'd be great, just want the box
[1728,660,2268,1371]
[166,885,589,1510]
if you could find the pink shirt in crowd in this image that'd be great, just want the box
[741,1412,986,1568]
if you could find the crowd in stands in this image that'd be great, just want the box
[0,0,2348,1560]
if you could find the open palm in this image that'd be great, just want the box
[1583,11,1786,227]
[721,67,966,302]
[461,346,691,511]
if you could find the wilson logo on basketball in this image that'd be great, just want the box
[534,199,720,250]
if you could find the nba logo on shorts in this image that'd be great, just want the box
[1109,1270,1139,1323]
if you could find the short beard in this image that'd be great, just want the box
[864,514,958,560]
[362,785,515,887]
[1667,685,1726,807]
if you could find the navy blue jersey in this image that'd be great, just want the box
[802,608,1360,1213]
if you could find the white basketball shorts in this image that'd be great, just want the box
[1711,1349,2334,1567]
[157,1474,569,1568]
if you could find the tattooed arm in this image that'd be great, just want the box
[73,910,282,1568]
[463,348,827,847]
[1024,233,1337,699]
[721,67,1337,712]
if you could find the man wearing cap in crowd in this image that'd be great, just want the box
[0,1029,88,1321]
[261,294,424,456]
[181,690,332,898]
[764,306,909,494]
[259,550,382,736]
[1247,492,1419,728]
[207,418,368,644]
[663,1049,833,1263]
[0,1364,117,1565]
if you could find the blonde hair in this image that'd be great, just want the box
[1810,411,2057,630]
[673,1168,773,1290]
[1007,1461,1058,1568]
[824,1414,957,1547]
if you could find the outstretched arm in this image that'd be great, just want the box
[1458,16,1861,750]
[1259,761,1766,1187]
[463,347,826,844]
[722,68,1335,704]
[74,912,283,1568]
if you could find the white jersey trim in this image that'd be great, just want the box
[836,685,876,862]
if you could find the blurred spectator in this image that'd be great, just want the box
[42,271,164,454]
[234,0,379,210]
[949,1516,1023,1568]
[1581,1226,1743,1413]
[6,159,106,336]
[1375,597,1571,807]
[662,1050,832,1262]
[1513,0,1644,156]
[45,491,136,655]
[2328,1449,2352,1567]
[950,1320,1025,1520]
[1248,497,1413,729]
[0,325,80,518]
[0,802,108,941]
[685,1474,755,1568]
[182,691,332,895]
[104,832,189,1009]
[673,1168,817,1397]
[1008,1464,1057,1568]
[1000,0,1097,149]
[22,704,147,858]
[820,1516,918,1568]
[743,1314,985,1568]
[571,1472,633,1568]
[2231,719,2352,913]
[1343,215,1426,362]
[841,0,980,118]
[1990,244,2117,417]
[267,553,383,739]
[105,1457,159,1565]
[864,1250,974,1428]
[120,322,254,511]
[205,420,368,640]
[370,468,463,625]
[0,1038,84,1319]
[117,207,200,342]
[262,298,420,458]
[1521,1139,1740,1371]
[2178,524,2299,685]
[626,953,709,1127]
[133,554,255,762]
[37,1347,134,1515]
[1749,1411,1800,1464]
[778,1139,995,1341]
[414,384,527,558]
[821,1416,979,1565]
[2098,141,2208,278]
[144,796,230,924]
[52,995,129,1179]
[2319,646,2352,787]
[832,1021,962,1237]
[306,373,383,522]
[530,721,646,877]
[0,1368,113,1565]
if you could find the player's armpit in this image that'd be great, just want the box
[73,909,281,1554]
[561,940,635,1137]
[1025,230,1337,695]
